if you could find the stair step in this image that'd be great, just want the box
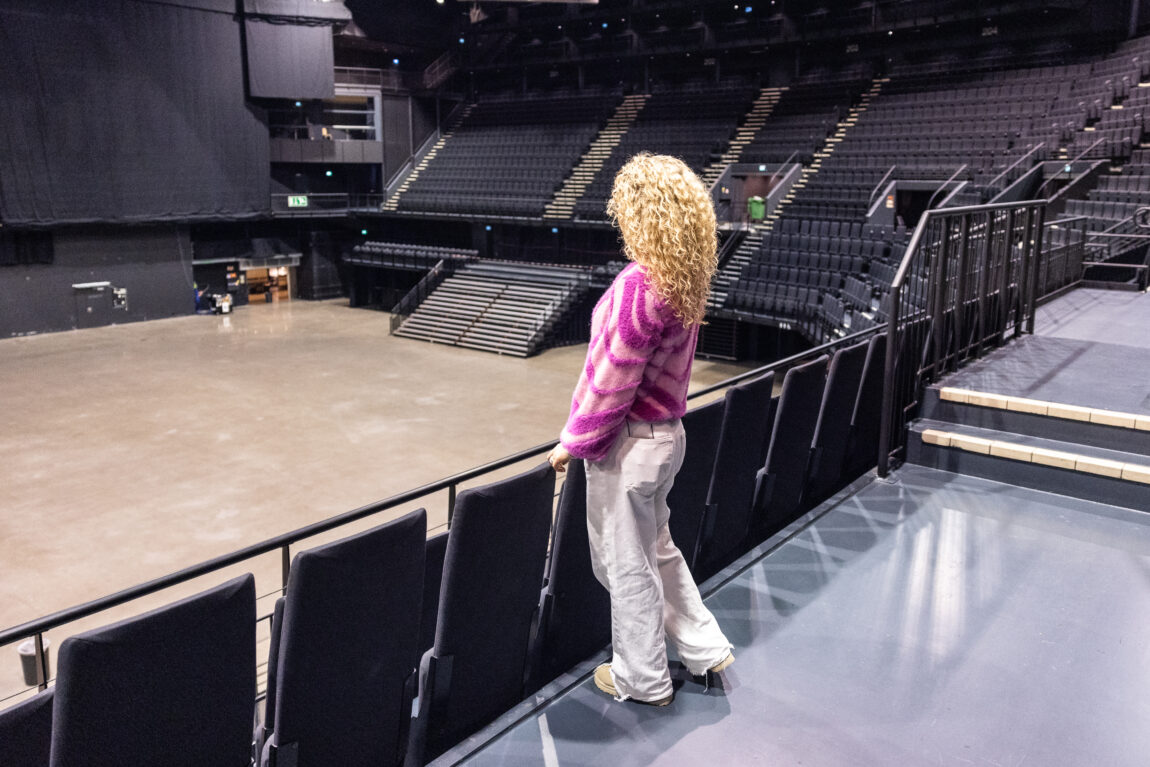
[908,420,1150,512]
[922,386,1150,457]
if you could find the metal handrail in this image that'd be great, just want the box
[986,142,1045,191]
[879,198,1051,477]
[926,164,969,211]
[1035,137,1105,199]
[868,164,897,209]
[0,323,880,673]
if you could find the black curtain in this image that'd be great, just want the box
[245,20,336,100]
[0,0,270,226]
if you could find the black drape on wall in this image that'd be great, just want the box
[0,0,270,226]
[245,20,336,100]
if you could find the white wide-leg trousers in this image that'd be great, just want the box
[585,418,733,702]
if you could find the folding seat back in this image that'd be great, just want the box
[413,463,555,761]
[844,333,889,478]
[531,459,610,691]
[751,356,830,542]
[266,509,426,767]
[421,531,449,654]
[256,597,286,759]
[0,690,53,767]
[51,575,256,767]
[805,340,870,506]
[695,372,776,582]
[667,399,727,577]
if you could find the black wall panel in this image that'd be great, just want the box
[0,228,195,338]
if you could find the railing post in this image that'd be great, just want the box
[1027,205,1046,334]
[877,284,902,478]
[35,633,48,691]
[1014,206,1033,338]
[953,215,971,362]
[997,208,1016,344]
[447,483,457,529]
[281,544,291,591]
[930,218,950,381]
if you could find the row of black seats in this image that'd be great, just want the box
[0,332,889,767]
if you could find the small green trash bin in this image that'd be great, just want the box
[747,196,765,221]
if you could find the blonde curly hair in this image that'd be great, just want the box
[606,153,718,327]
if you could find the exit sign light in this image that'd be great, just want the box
[287,195,309,208]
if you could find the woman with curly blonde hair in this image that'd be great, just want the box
[548,153,733,706]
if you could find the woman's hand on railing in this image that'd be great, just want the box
[547,444,571,473]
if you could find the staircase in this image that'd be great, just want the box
[762,77,889,231]
[383,105,474,212]
[392,263,591,357]
[543,95,648,220]
[708,226,763,310]
[905,336,1150,514]
[700,87,787,187]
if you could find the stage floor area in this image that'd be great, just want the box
[0,299,746,695]
[439,464,1150,766]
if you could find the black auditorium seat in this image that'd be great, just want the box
[262,508,426,767]
[50,575,256,767]
[530,458,611,692]
[806,340,870,506]
[695,371,776,583]
[751,356,830,542]
[844,333,888,479]
[666,399,727,577]
[0,689,53,767]
[410,463,555,763]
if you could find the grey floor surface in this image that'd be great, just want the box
[445,464,1150,767]
[1035,286,1150,349]
[942,334,1150,415]
[940,288,1150,415]
[0,299,747,697]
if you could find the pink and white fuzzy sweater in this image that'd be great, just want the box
[560,262,698,461]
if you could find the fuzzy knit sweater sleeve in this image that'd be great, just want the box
[560,263,696,461]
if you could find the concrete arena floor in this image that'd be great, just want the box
[0,299,748,697]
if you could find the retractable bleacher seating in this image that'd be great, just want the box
[395,92,620,218]
[393,262,590,357]
[572,80,757,221]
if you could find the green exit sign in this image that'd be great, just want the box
[287,195,309,208]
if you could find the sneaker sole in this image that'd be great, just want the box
[709,652,735,674]
[594,665,672,706]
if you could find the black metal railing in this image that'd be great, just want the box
[878,199,1050,477]
[1039,215,1088,297]
[388,259,464,335]
[0,323,880,702]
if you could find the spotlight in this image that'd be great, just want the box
[602,22,608,28]
[745,5,752,11]
[294,101,302,107]
[459,37,465,44]
[436,0,444,4]
[393,57,400,65]
[551,227,559,233]
[325,170,333,177]
[361,229,368,235]
[485,225,492,231]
